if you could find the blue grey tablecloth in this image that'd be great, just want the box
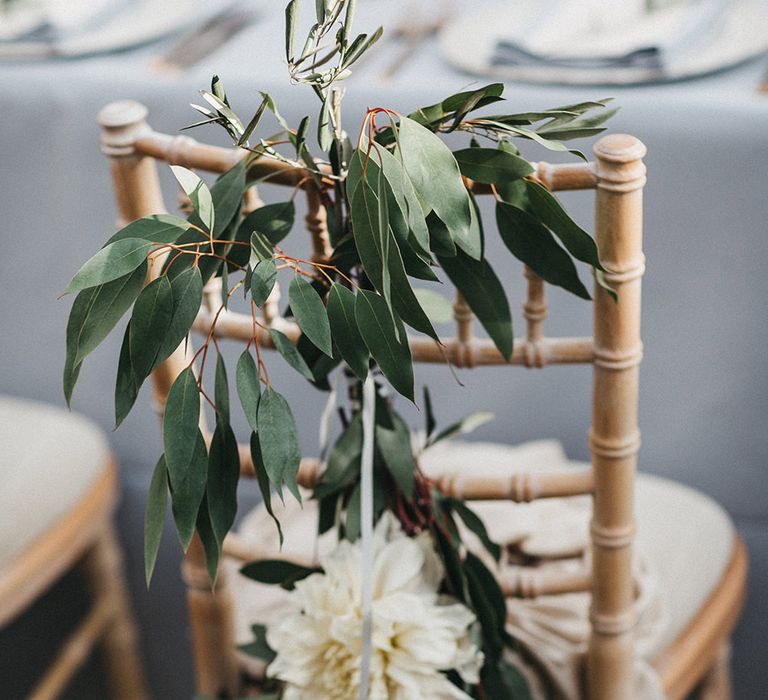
[0,2,766,697]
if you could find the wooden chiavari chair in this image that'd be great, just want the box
[0,397,148,699]
[97,99,747,700]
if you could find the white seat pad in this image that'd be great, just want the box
[228,439,734,690]
[0,396,110,571]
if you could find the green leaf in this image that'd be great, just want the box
[250,432,283,545]
[236,350,261,431]
[156,267,203,365]
[376,413,415,497]
[208,159,247,236]
[144,455,168,586]
[114,323,139,427]
[428,411,495,447]
[317,92,334,152]
[65,238,154,294]
[397,116,479,259]
[453,147,533,184]
[66,261,147,374]
[239,624,276,662]
[448,499,501,562]
[525,181,603,269]
[464,551,505,658]
[354,290,414,401]
[250,259,277,307]
[348,168,438,340]
[128,275,174,384]
[170,166,215,233]
[214,353,230,425]
[289,276,332,357]
[423,386,436,438]
[270,328,314,380]
[285,0,298,60]
[258,386,302,500]
[240,559,319,590]
[163,367,201,492]
[170,429,208,551]
[374,145,431,256]
[326,283,368,380]
[195,494,220,584]
[206,421,240,548]
[437,250,513,360]
[105,214,191,246]
[413,288,453,324]
[250,231,274,264]
[240,201,295,245]
[314,415,362,499]
[496,201,590,300]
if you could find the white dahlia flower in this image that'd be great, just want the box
[266,512,484,699]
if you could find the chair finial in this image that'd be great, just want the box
[98,100,151,157]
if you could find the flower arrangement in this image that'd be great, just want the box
[63,1,615,697]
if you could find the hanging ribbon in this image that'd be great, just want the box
[357,372,376,700]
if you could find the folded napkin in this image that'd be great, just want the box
[491,0,727,74]
[227,439,668,699]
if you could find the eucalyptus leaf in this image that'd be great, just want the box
[250,259,277,307]
[258,386,302,500]
[270,328,315,380]
[354,290,414,401]
[437,251,513,360]
[105,214,191,246]
[496,201,590,300]
[413,288,454,324]
[289,276,333,357]
[170,429,208,551]
[428,411,495,447]
[67,261,147,371]
[236,350,261,432]
[453,147,533,184]
[163,367,202,492]
[376,413,415,497]
[64,238,154,294]
[397,116,479,259]
[170,166,215,234]
[314,414,362,499]
[250,231,274,264]
[114,324,139,428]
[144,455,168,586]
[214,353,230,425]
[195,494,220,584]
[129,275,174,384]
[156,267,203,365]
[240,559,319,590]
[448,499,501,562]
[525,180,603,270]
[251,432,283,545]
[239,624,276,662]
[206,421,240,548]
[326,283,368,380]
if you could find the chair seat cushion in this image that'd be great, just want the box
[0,396,111,571]
[228,440,734,693]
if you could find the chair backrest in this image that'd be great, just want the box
[98,99,646,700]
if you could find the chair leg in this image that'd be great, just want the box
[696,642,733,700]
[83,523,149,699]
[183,534,240,698]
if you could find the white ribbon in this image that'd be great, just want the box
[358,372,376,700]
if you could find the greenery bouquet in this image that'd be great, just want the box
[64,1,616,697]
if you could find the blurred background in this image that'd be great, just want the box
[1,0,767,697]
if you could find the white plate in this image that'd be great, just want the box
[0,0,232,60]
[439,0,768,85]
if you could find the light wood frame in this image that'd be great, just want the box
[0,458,148,699]
[98,99,747,700]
